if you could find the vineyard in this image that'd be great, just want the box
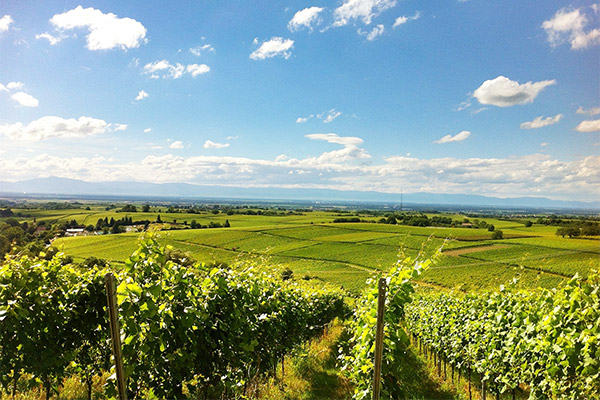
[1,206,599,399]
[404,275,600,399]
[0,237,347,399]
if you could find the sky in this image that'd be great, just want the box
[0,0,599,202]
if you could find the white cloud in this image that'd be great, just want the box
[2,152,597,202]
[577,106,600,116]
[0,116,113,141]
[318,109,342,123]
[189,44,215,56]
[48,6,146,51]
[296,117,309,124]
[393,11,420,28]
[520,114,563,129]
[361,24,385,41]
[434,130,471,144]
[204,140,230,149]
[186,63,210,77]
[144,128,152,133]
[135,90,149,101]
[143,60,209,79]
[333,0,396,27]
[542,7,600,50]
[3,81,23,90]
[288,7,324,32]
[113,124,128,131]
[170,141,184,149]
[576,119,600,132]
[0,15,13,33]
[11,92,39,107]
[250,37,294,60]
[306,133,364,147]
[456,100,471,111]
[36,32,65,45]
[473,76,556,107]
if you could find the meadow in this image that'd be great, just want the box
[36,205,599,293]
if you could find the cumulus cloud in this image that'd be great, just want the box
[576,119,600,132]
[333,0,397,26]
[361,24,385,41]
[144,128,152,133]
[302,133,371,165]
[250,37,294,60]
[143,60,210,79]
[6,82,23,90]
[189,44,214,56]
[135,90,149,101]
[186,64,210,77]
[520,114,563,129]
[434,130,471,144]
[577,106,600,116]
[542,7,600,50]
[11,92,39,107]
[113,124,128,131]
[203,140,230,149]
[393,11,420,28]
[48,6,147,51]
[2,151,597,202]
[36,32,65,45]
[473,76,556,107]
[288,7,324,32]
[0,15,13,33]
[169,141,184,149]
[1,83,40,107]
[306,133,364,147]
[0,116,115,141]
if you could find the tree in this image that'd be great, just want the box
[524,221,533,227]
[487,224,495,232]
[491,230,503,240]
[142,204,150,212]
[156,214,162,223]
[224,220,230,228]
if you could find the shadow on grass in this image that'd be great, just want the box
[386,331,458,400]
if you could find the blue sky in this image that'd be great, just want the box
[0,0,599,201]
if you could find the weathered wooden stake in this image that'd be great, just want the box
[105,273,128,400]
[468,370,472,400]
[372,278,386,400]
[482,379,487,400]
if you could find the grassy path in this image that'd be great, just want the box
[254,319,461,400]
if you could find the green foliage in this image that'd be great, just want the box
[342,246,443,399]
[0,236,347,399]
[117,237,347,398]
[491,229,503,239]
[0,252,109,398]
[405,274,600,399]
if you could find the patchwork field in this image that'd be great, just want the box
[47,208,600,293]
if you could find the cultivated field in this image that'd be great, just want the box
[40,206,600,293]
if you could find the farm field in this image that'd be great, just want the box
[46,208,600,293]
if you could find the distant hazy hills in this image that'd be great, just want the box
[0,177,598,209]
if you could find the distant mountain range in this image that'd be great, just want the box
[0,177,598,209]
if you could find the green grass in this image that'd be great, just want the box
[49,211,598,293]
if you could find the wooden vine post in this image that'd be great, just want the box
[372,278,387,400]
[105,273,128,400]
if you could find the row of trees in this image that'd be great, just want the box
[556,223,600,238]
